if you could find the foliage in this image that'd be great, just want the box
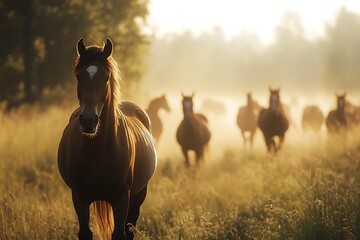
[0,0,149,105]
[143,8,360,96]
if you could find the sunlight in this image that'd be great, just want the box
[148,0,360,42]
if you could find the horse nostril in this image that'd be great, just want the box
[79,114,84,124]
[92,115,99,125]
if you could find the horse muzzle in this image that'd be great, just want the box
[79,113,99,134]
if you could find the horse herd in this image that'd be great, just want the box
[57,39,360,239]
[146,89,360,160]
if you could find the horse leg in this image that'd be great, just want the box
[250,131,255,148]
[112,191,130,240]
[182,147,190,167]
[241,130,247,147]
[125,185,148,240]
[278,134,285,150]
[72,191,93,240]
[195,147,204,167]
[265,137,275,153]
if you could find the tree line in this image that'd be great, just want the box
[144,7,360,96]
[0,0,149,107]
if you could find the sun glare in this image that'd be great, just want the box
[148,0,360,42]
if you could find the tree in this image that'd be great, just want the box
[321,7,360,89]
[0,0,149,106]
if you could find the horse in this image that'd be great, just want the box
[236,92,261,148]
[176,93,211,167]
[302,105,324,132]
[258,88,289,153]
[146,95,170,142]
[345,99,360,127]
[58,39,157,240]
[326,93,348,133]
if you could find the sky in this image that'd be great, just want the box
[147,0,360,43]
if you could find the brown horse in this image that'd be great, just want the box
[236,92,261,147]
[302,105,324,132]
[58,39,157,240]
[146,95,171,142]
[326,93,348,133]
[176,93,211,167]
[258,88,289,153]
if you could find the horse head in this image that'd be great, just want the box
[160,95,171,112]
[75,38,113,135]
[336,92,346,113]
[182,92,195,119]
[269,87,281,113]
[246,92,255,107]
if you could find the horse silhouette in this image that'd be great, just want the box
[236,92,261,147]
[258,88,289,153]
[176,93,211,167]
[326,93,348,133]
[302,105,324,132]
[146,95,171,142]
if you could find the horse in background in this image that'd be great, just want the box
[176,93,211,167]
[58,39,157,240]
[326,93,348,133]
[146,95,171,142]
[200,98,226,116]
[326,93,357,133]
[345,99,360,127]
[258,88,289,153]
[236,92,261,148]
[302,105,324,132]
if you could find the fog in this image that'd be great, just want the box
[127,8,360,161]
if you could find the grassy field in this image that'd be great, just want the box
[0,103,359,240]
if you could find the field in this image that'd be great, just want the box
[0,101,359,240]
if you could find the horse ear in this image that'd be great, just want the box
[181,92,185,98]
[269,87,272,92]
[191,92,195,98]
[77,38,86,56]
[103,39,113,58]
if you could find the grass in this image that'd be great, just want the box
[0,104,359,239]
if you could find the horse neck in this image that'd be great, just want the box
[336,106,345,117]
[268,100,284,114]
[246,99,255,110]
[98,92,119,139]
[147,100,161,114]
[183,110,195,123]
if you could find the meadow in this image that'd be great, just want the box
[0,101,359,240]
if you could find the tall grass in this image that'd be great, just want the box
[0,104,359,239]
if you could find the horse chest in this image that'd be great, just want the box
[69,144,129,194]
[177,120,209,147]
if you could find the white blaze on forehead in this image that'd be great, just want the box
[86,65,98,80]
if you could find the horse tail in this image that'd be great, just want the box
[93,200,114,238]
